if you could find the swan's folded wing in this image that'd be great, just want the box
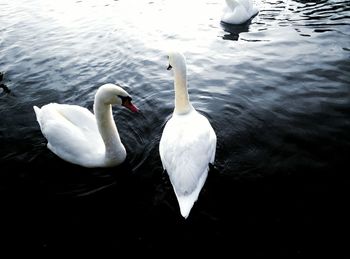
[241,0,259,15]
[226,0,239,10]
[160,113,217,196]
[46,103,98,131]
[35,103,104,163]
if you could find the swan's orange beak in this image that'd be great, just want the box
[123,99,139,113]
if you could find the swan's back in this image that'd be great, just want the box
[34,103,97,129]
[159,109,217,218]
[34,103,105,167]
[222,0,259,24]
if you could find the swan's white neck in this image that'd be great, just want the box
[94,99,126,165]
[173,60,192,115]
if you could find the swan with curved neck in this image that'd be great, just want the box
[34,84,138,168]
[221,0,259,25]
[160,51,217,218]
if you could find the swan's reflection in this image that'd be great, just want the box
[220,20,251,41]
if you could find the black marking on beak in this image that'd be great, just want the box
[167,64,172,70]
[118,95,139,112]
[118,95,132,105]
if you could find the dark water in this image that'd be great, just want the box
[1,0,350,256]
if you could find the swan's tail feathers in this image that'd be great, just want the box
[33,106,42,127]
[172,170,208,219]
[33,106,40,116]
[176,194,196,219]
[226,0,239,10]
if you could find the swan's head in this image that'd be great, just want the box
[96,83,139,112]
[167,51,186,71]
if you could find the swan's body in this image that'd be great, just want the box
[221,0,259,25]
[159,51,217,219]
[34,84,138,168]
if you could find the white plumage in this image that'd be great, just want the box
[221,0,259,25]
[159,51,217,219]
[34,84,138,168]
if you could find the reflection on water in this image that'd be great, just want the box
[0,0,350,255]
[0,72,11,95]
[220,21,251,40]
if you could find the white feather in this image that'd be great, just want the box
[33,84,138,168]
[159,51,217,218]
[221,0,259,25]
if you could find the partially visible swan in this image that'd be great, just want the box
[221,0,259,25]
[34,84,138,168]
[159,51,217,219]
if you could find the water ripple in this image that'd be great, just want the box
[0,0,349,199]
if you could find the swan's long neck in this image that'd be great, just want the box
[94,99,126,164]
[173,60,192,114]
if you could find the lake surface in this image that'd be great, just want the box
[1,0,349,256]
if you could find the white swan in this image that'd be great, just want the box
[33,84,138,168]
[159,51,217,219]
[221,0,259,25]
